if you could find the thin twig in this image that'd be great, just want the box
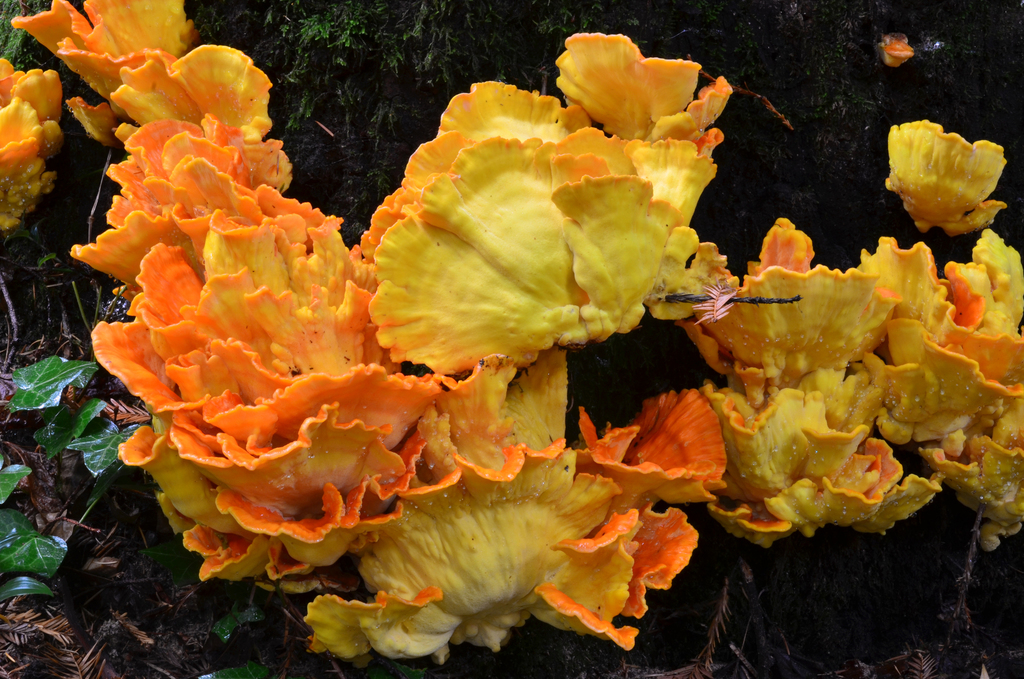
[948,503,985,643]
[278,589,347,678]
[87,149,113,242]
[664,281,802,325]
[729,642,757,677]
[0,275,18,350]
[700,69,793,130]
[143,660,179,679]
[314,120,335,137]
[739,559,773,679]
[59,517,103,534]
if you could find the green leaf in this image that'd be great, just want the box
[36,253,56,266]
[212,603,265,643]
[73,399,108,438]
[0,464,31,503]
[34,405,74,458]
[392,663,425,679]
[0,576,53,600]
[70,420,127,476]
[8,357,99,412]
[368,663,426,679]
[0,509,67,577]
[81,461,128,521]
[140,535,203,586]
[198,661,269,679]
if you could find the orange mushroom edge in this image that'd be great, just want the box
[878,33,914,67]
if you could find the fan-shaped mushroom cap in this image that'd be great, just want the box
[72,117,295,286]
[370,139,591,374]
[647,76,733,143]
[576,389,727,512]
[684,219,898,406]
[704,380,940,547]
[886,120,1006,235]
[866,319,1021,444]
[371,137,698,374]
[860,231,1024,444]
[112,46,272,143]
[439,81,590,143]
[556,33,702,140]
[12,0,197,58]
[305,443,692,663]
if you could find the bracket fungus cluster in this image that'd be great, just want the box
[369,32,732,374]
[861,231,1024,550]
[32,0,1024,663]
[679,219,941,546]
[47,27,738,664]
[13,0,274,149]
[0,59,62,233]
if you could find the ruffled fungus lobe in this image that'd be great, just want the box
[111,45,273,143]
[877,33,914,67]
[921,399,1024,551]
[576,389,727,512]
[556,33,731,143]
[0,60,63,233]
[368,75,723,374]
[71,116,292,287]
[305,442,697,664]
[438,81,590,143]
[13,1,276,148]
[12,0,198,143]
[704,374,941,547]
[858,230,1024,546]
[860,230,1024,444]
[683,219,898,406]
[370,136,700,374]
[80,117,442,588]
[886,120,1006,236]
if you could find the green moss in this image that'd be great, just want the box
[0,0,53,69]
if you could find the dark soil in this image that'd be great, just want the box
[2,0,1024,677]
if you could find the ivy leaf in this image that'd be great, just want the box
[140,535,203,586]
[70,420,129,476]
[0,464,31,503]
[212,603,266,643]
[198,661,270,679]
[0,509,67,577]
[8,357,98,412]
[34,405,74,458]
[72,399,108,437]
[368,662,426,679]
[0,576,53,600]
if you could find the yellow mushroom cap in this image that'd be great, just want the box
[704,379,941,547]
[438,81,590,143]
[0,95,60,234]
[683,219,898,405]
[886,120,1006,235]
[921,399,1024,550]
[556,33,701,140]
[304,443,691,663]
